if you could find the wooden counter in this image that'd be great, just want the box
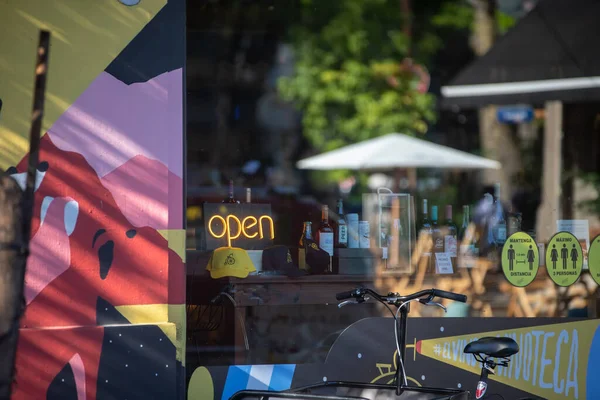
[188,272,382,307]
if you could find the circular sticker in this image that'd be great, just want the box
[545,231,583,287]
[502,232,539,287]
[588,235,600,286]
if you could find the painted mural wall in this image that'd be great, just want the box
[0,0,185,399]
[193,318,600,400]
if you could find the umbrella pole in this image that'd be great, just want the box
[394,168,403,192]
[394,168,417,192]
[408,168,417,192]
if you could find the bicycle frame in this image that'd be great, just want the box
[230,381,467,400]
[230,290,470,400]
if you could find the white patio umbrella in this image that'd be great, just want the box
[296,133,501,170]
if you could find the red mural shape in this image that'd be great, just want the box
[11,134,184,399]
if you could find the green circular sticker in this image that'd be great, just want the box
[588,235,600,286]
[546,231,583,287]
[502,232,539,287]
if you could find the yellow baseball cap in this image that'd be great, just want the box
[206,247,256,279]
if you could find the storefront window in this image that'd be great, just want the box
[185,1,600,398]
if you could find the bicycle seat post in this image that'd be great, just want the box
[475,357,496,399]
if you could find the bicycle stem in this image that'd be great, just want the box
[394,303,409,396]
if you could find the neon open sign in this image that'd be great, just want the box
[208,214,274,247]
[202,203,274,250]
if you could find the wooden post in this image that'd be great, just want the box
[0,30,50,398]
[536,101,563,243]
[0,177,24,398]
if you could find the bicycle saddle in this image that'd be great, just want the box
[463,337,519,358]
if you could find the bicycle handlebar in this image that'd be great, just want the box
[335,290,357,301]
[432,289,467,303]
[335,287,467,304]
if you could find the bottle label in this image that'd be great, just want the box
[319,233,334,256]
[359,222,370,248]
[338,225,348,244]
[445,235,457,257]
[434,238,444,251]
[347,220,359,248]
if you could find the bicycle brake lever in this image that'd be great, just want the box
[420,299,447,313]
[338,299,359,308]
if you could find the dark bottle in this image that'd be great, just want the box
[431,206,444,256]
[443,205,458,257]
[420,199,433,257]
[458,205,479,268]
[460,205,470,240]
[335,199,348,248]
[317,205,334,257]
[493,183,507,245]
[299,221,313,271]
[222,180,239,204]
[300,221,313,247]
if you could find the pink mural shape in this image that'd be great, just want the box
[101,155,183,230]
[47,69,183,230]
[25,196,77,305]
[68,353,87,400]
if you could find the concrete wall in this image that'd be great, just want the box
[0,0,186,398]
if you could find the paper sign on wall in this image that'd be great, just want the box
[435,253,454,274]
[557,220,590,268]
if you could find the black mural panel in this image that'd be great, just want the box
[97,323,179,400]
[105,0,185,84]
[47,363,78,400]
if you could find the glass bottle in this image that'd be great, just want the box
[443,205,458,258]
[459,205,479,269]
[317,205,334,257]
[300,221,313,247]
[493,183,507,245]
[222,180,239,204]
[431,206,444,256]
[335,199,347,248]
[460,205,470,240]
[299,221,313,271]
[420,199,433,258]
[246,188,252,203]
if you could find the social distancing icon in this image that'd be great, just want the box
[545,231,583,287]
[501,232,538,287]
[588,235,600,286]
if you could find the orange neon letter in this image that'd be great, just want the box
[208,215,227,238]
[242,216,259,238]
[259,215,275,239]
[226,215,242,247]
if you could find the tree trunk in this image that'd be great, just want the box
[0,175,24,398]
[472,0,521,204]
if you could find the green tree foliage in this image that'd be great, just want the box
[277,0,475,190]
[278,0,442,156]
[278,0,515,157]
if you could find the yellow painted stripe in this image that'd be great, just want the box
[0,0,167,168]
